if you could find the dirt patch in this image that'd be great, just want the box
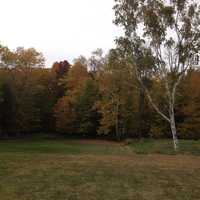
[72,154,200,170]
[16,153,200,171]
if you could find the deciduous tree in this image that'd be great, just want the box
[114,0,200,150]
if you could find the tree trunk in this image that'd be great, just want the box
[137,72,180,151]
[138,87,145,138]
[115,101,120,141]
[170,114,179,151]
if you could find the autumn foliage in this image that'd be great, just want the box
[0,44,200,140]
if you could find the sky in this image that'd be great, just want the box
[0,0,122,67]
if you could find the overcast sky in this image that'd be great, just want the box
[0,0,122,67]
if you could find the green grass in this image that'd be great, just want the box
[0,139,199,155]
[0,140,128,155]
[0,139,200,200]
[129,139,200,155]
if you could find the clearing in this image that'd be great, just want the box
[0,139,199,200]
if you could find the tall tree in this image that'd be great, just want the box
[74,78,100,136]
[54,61,99,135]
[0,46,46,135]
[96,49,138,140]
[114,0,200,150]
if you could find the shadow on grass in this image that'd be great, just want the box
[0,139,199,156]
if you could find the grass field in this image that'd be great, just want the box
[0,139,200,200]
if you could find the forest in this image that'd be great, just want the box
[0,45,199,141]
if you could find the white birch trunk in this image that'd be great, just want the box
[136,68,180,151]
[170,113,179,151]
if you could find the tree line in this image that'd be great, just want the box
[0,45,199,141]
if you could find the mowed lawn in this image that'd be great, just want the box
[0,139,200,200]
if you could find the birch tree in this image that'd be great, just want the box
[114,0,200,150]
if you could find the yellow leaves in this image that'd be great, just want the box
[60,62,89,94]
[54,96,75,133]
